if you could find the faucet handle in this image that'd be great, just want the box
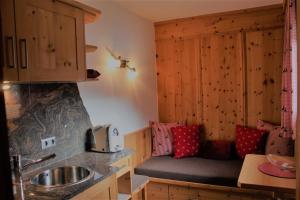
[22,153,56,169]
[36,153,56,162]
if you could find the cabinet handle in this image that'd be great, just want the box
[19,39,28,69]
[5,36,16,68]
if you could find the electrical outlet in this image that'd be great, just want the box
[41,137,56,150]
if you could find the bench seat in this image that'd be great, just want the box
[135,156,243,187]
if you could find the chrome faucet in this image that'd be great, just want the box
[12,153,56,183]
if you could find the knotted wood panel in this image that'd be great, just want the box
[246,28,283,127]
[201,32,245,140]
[156,38,202,125]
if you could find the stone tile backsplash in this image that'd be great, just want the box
[4,83,92,172]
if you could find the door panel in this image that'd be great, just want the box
[246,28,283,127]
[1,0,19,81]
[156,38,202,124]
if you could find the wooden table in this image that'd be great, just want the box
[238,154,296,195]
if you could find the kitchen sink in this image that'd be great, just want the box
[31,166,94,188]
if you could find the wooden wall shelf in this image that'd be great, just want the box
[86,44,98,53]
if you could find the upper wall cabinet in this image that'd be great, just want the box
[0,0,101,82]
[1,0,18,81]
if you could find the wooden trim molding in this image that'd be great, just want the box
[155,4,283,25]
[155,4,284,40]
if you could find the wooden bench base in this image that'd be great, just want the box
[147,177,275,200]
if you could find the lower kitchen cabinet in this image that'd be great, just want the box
[72,174,118,200]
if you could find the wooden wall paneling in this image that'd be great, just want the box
[201,34,219,139]
[124,127,152,168]
[155,5,284,40]
[156,38,202,124]
[173,37,202,124]
[200,32,244,140]
[155,6,283,141]
[156,39,177,122]
[178,38,202,125]
[245,28,283,127]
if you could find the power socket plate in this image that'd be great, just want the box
[41,137,56,149]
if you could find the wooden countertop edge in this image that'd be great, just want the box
[238,182,296,194]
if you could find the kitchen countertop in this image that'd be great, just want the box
[14,149,133,200]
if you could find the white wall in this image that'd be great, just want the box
[77,1,158,135]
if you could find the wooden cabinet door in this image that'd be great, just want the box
[0,0,18,81]
[169,185,199,200]
[72,174,118,200]
[14,0,86,81]
[201,32,245,140]
[245,28,283,127]
[147,182,169,200]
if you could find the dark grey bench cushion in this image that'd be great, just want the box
[135,156,243,187]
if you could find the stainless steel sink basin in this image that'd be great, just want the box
[31,166,94,188]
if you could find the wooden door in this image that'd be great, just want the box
[1,0,19,81]
[245,28,283,127]
[14,0,86,81]
[201,32,245,140]
[156,38,202,124]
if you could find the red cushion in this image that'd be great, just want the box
[235,125,266,159]
[202,140,232,160]
[171,125,201,159]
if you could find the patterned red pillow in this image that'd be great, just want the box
[235,125,266,159]
[202,140,233,160]
[171,125,201,159]
[256,120,293,156]
[150,121,182,156]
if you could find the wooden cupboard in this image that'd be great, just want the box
[0,0,100,82]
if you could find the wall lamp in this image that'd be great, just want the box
[107,48,136,72]
[119,56,136,72]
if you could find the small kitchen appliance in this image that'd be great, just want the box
[86,124,124,152]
